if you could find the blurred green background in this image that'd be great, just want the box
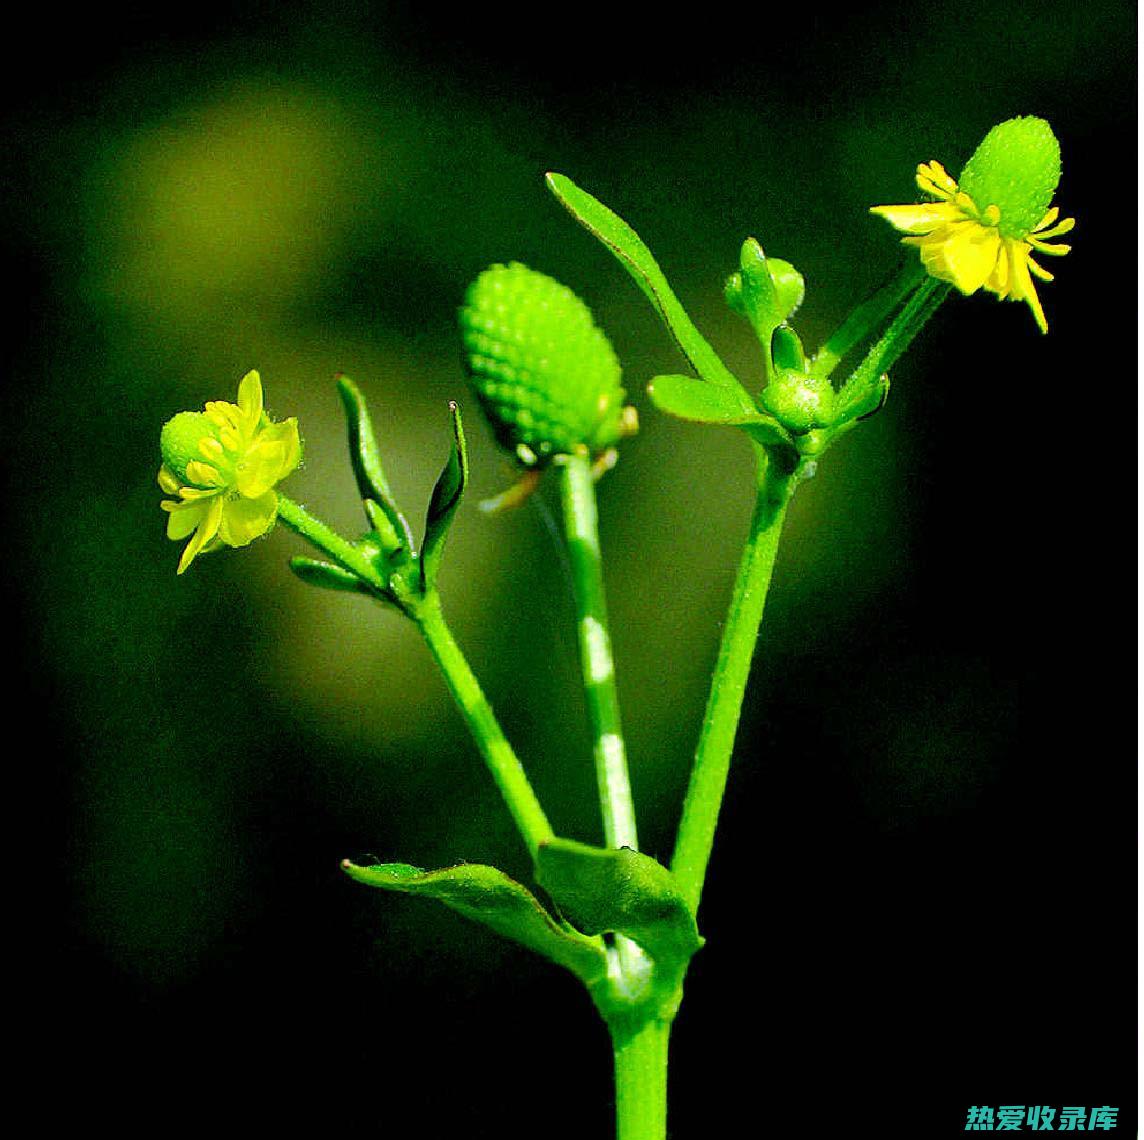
[7,2,1135,1135]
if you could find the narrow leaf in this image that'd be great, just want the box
[420,401,469,592]
[289,557,372,596]
[343,859,608,985]
[336,375,415,553]
[545,173,754,412]
[535,838,703,969]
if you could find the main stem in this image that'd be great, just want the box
[612,1019,671,1140]
[671,451,795,914]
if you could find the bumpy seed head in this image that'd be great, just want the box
[958,116,1061,240]
[160,411,221,486]
[459,262,633,464]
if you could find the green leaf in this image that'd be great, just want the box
[647,374,795,449]
[336,375,415,555]
[343,858,608,985]
[545,173,754,413]
[535,838,703,970]
[420,401,469,592]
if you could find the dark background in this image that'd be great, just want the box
[6,2,1136,1135]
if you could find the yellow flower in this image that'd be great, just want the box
[870,117,1074,333]
[158,370,302,574]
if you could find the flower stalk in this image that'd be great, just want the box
[275,494,554,861]
[670,447,796,914]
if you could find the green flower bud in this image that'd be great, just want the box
[759,369,835,435]
[459,262,635,464]
[958,115,1061,241]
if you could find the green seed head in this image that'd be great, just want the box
[160,411,218,485]
[459,262,631,463]
[958,116,1061,240]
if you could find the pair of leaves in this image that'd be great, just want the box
[339,375,469,594]
[344,839,702,997]
[290,378,468,600]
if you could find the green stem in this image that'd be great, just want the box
[612,1019,671,1140]
[277,495,553,860]
[557,453,651,995]
[810,257,925,379]
[414,596,556,861]
[670,451,795,915]
[557,453,638,853]
[277,496,388,590]
[841,275,950,397]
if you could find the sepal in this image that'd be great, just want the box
[289,556,375,596]
[420,401,469,592]
[336,375,415,557]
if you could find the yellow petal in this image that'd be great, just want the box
[184,459,226,488]
[237,370,264,429]
[157,466,181,494]
[869,202,964,234]
[1026,237,1071,256]
[219,491,278,547]
[916,221,1003,295]
[1032,215,1075,240]
[1006,250,1048,334]
[254,418,303,478]
[177,495,224,573]
[205,402,241,431]
[165,497,211,540]
[985,245,1011,295]
[235,439,286,498]
[178,485,218,501]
